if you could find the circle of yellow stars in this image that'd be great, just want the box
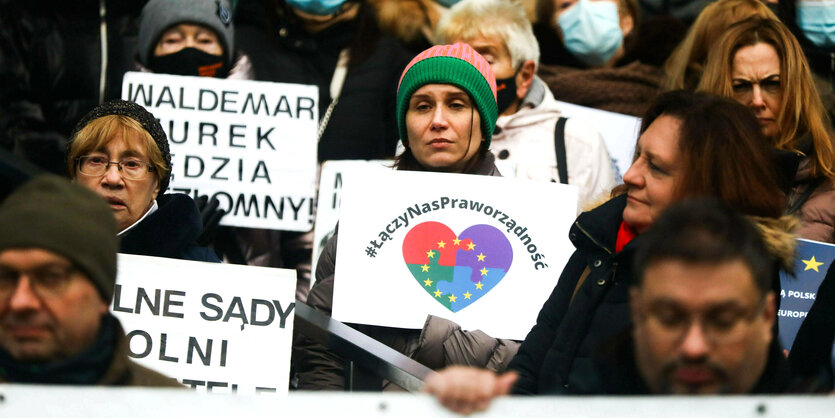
[420,236,489,304]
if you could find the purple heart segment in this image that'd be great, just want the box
[402,222,513,313]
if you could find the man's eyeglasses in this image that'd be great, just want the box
[76,155,155,181]
[0,264,79,299]
[637,300,766,346]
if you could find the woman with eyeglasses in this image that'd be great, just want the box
[66,100,220,262]
[698,17,835,243]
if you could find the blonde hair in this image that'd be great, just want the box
[663,0,776,91]
[436,0,539,69]
[698,17,835,179]
[67,115,170,182]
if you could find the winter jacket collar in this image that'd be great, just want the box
[471,152,502,177]
[275,11,356,53]
[495,77,561,134]
[0,314,116,384]
[119,193,204,259]
[570,194,628,256]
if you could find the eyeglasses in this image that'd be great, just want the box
[637,300,766,346]
[0,264,78,299]
[76,155,155,180]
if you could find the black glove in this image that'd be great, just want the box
[195,194,226,246]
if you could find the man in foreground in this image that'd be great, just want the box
[425,198,806,412]
[0,175,178,386]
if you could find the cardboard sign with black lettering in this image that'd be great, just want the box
[121,72,318,231]
[312,160,392,282]
[779,239,835,371]
[110,254,297,394]
[332,169,578,340]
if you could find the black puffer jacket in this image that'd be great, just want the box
[234,2,411,161]
[0,0,146,174]
[508,194,637,394]
[120,193,221,263]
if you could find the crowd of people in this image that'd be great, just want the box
[1,0,835,414]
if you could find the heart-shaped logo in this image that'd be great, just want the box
[402,222,513,312]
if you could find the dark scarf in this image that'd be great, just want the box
[0,314,116,384]
[119,193,203,259]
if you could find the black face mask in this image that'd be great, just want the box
[147,47,229,78]
[495,71,519,115]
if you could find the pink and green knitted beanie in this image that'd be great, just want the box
[396,43,498,147]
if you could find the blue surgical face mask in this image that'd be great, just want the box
[797,0,835,49]
[557,0,623,67]
[285,0,348,16]
[434,0,462,7]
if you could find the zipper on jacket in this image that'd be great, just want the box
[574,221,613,255]
[99,0,108,104]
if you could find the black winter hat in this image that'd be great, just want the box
[0,175,119,302]
[70,100,172,193]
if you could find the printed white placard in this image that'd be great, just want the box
[311,160,393,282]
[332,169,578,340]
[121,72,318,231]
[111,254,297,394]
[556,101,641,182]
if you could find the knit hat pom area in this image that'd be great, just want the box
[396,43,499,147]
[0,175,119,303]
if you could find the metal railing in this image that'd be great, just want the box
[293,301,433,392]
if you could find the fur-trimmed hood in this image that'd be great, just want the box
[749,214,800,273]
[583,192,799,272]
[369,0,443,45]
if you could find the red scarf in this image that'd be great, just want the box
[615,221,637,253]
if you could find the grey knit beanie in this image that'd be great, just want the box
[69,100,172,193]
[138,0,235,65]
[0,175,119,302]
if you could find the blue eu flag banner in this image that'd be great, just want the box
[779,239,835,359]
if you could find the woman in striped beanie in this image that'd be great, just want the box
[297,43,512,390]
[394,42,500,174]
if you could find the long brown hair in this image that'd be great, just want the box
[662,0,776,91]
[616,90,785,219]
[698,17,835,179]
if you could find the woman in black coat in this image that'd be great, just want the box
[425,90,789,412]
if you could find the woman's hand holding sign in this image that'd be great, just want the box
[423,366,517,415]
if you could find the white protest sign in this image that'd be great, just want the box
[312,160,393,282]
[111,254,297,394]
[556,101,641,182]
[121,72,318,231]
[332,170,577,340]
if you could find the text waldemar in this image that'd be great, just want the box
[123,76,317,228]
[111,284,294,392]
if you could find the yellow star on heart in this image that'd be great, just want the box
[477,253,486,262]
[467,242,476,250]
[463,291,472,300]
[421,264,430,272]
[424,278,433,287]
[453,238,462,245]
[475,282,484,290]
[437,240,446,248]
[426,250,436,258]
[448,294,457,303]
[803,256,825,272]
[434,290,442,298]
[480,267,489,276]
